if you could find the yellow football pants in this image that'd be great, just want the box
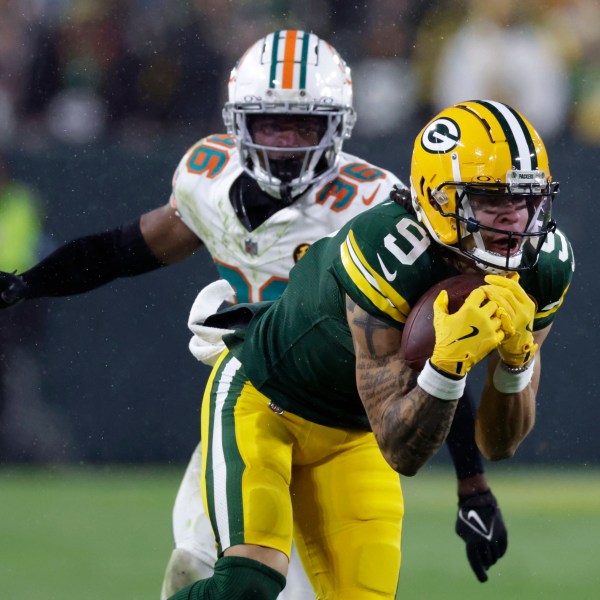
[201,352,404,599]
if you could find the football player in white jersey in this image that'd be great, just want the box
[0,31,507,597]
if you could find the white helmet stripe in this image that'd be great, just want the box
[479,100,536,170]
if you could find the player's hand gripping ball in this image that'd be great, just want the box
[400,274,486,371]
[483,273,538,367]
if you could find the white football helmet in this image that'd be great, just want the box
[223,30,356,203]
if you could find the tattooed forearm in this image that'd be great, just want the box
[347,295,457,476]
[355,343,457,476]
[355,350,415,414]
[383,387,457,475]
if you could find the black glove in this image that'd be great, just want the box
[455,490,508,583]
[0,271,29,308]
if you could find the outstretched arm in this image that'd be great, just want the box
[140,203,203,264]
[346,296,458,476]
[0,203,202,305]
[447,388,509,584]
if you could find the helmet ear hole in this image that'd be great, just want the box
[428,187,447,212]
[427,188,438,209]
[416,176,426,198]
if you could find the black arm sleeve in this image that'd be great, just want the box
[21,220,166,298]
[445,385,485,480]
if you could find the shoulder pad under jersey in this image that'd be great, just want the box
[332,201,450,327]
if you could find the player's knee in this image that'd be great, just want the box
[168,556,286,599]
[160,548,214,599]
[354,542,400,596]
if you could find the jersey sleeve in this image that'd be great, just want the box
[169,134,237,236]
[335,152,407,210]
[527,228,575,330]
[169,141,201,234]
[330,202,439,329]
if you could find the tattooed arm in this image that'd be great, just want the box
[346,296,458,476]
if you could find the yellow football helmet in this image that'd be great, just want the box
[410,100,558,272]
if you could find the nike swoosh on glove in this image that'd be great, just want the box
[455,490,508,582]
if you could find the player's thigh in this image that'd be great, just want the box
[201,352,295,557]
[292,431,403,599]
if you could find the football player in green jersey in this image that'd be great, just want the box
[171,100,574,600]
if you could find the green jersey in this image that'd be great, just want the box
[225,199,574,431]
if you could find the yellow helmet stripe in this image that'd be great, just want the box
[340,231,411,324]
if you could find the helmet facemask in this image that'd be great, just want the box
[430,172,558,272]
[224,101,352,205]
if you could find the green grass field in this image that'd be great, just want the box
[1,465,599,599]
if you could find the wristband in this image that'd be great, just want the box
[417,360,466,401]
[493,358,535,393]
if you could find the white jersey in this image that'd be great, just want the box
[170,133,404,303]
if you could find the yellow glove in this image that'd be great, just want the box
[431,287,505,378]
[483,273,538,368]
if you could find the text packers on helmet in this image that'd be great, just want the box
[223,30,356,202]
[410,100,558,272]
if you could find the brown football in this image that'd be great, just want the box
[400,273,486,370]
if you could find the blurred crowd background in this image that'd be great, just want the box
[1,0,599,465]
[1,0,600,151]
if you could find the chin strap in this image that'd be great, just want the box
[278,182,295,206]
[270,156,303,181]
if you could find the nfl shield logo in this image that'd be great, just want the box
[245,239,258,255]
